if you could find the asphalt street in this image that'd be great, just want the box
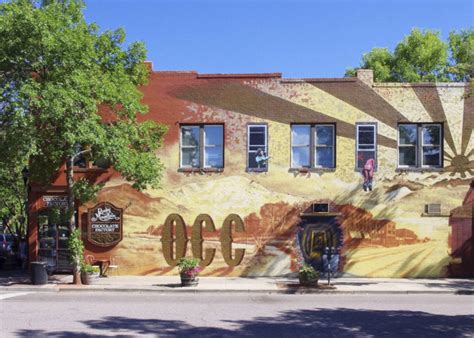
[0,292,473,337]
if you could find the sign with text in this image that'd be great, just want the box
[87,202,123,247]
[43,196,68,208]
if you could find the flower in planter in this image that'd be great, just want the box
[177,257,202,277]
[183,266,203,277]
[298,263,319,286]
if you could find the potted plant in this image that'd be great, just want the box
[177,257,202,287]
[80,263,100,285]
[299,263,319,286]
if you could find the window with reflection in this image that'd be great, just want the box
[398,123,442,168]
[180,125,224,169]
[291,124,335,169]
[356,124,377,169]
[247,125,268,171]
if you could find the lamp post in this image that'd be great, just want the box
[21,167,29,238]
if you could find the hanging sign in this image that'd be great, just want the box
[87,202,123,247]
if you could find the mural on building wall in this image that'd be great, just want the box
[83,73,473,278]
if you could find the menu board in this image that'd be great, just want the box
[87,202,123,247]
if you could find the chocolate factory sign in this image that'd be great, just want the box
[87,202,123,247]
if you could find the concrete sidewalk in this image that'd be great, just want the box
[0,271,472,294]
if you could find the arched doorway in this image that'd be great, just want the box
[298,214,342,272]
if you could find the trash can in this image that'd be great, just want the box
[30,261,48,285]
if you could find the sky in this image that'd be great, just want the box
[85,0,470,78]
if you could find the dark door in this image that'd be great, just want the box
[38,211,72,272]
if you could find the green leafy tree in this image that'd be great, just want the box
[346,28,474,83]
[392,29,448,82]
[345,48,394,82]
[447,28,474,82]
[0,0,167,283]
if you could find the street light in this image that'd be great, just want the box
[21,166,29,247]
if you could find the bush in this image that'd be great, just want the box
[177,257,202,276]
[299,263,319,279]
[81,263,100,274]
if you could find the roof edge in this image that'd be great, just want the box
[197,73,282,79]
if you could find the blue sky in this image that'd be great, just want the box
[87,0,470,77]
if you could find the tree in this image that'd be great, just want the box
[0,0,167,284]
[447,29,474,82]
[346,28,473,83]
[392,29,448,82]
[345,48,394,82]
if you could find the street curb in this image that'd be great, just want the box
[1,286,471,295]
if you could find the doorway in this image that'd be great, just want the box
[37,210,72,272]
[298,216,342,271]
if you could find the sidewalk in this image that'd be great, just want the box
[1,271,472,294]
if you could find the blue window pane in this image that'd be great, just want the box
[358,130,375,145]
[422,125,440,145]
[292,147,310,167]
[316,147,334,167]
[181,126,200,147]
[292,125,310,146]
[398,147,416,166]
[205,126,223,146]
[399,125,417,145]
[182,148,200,167]
[205,146,223,168]
[315,126,333,146]
[249,126,265,133]
[358,126,374,132]
[423,146,440,166]
[249,132,266,146]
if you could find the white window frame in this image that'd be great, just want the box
[420,124,442,168]
[247,124,268,171]
[291,124,336,169]
[397,124,418,168]
[314,124,335,168]
[356,123,377,170]
[397,123,442,169]
[203,125,224,169]
[291,124,311,169]
[179,125,201,168]
[179,124,224,169]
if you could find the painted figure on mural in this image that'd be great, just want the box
[362,158,375,191]
[255,148,269,169]
[322,246,340,275]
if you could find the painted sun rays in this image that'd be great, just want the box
[172,78,472,179]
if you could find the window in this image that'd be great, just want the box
[291,124,335,169]
[398,123,442,168]
[356,124,377,169]
[247,124,268,171]
[180,125,224,169]
[312,203,329,213]
[72,143,110,169]
[425,204,441,215]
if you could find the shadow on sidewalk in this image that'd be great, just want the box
[15,308,474,337]
[0,269,71,286]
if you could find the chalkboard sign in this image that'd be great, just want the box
[87,202,123,247]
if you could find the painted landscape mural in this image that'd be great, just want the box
[80,70,473,278]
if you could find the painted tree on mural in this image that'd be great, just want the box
[346,28,473,83]
[0,0,167,283]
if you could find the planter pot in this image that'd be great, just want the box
[81,271,100,285]
[180,273,199,287]
[299,274,318,287]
